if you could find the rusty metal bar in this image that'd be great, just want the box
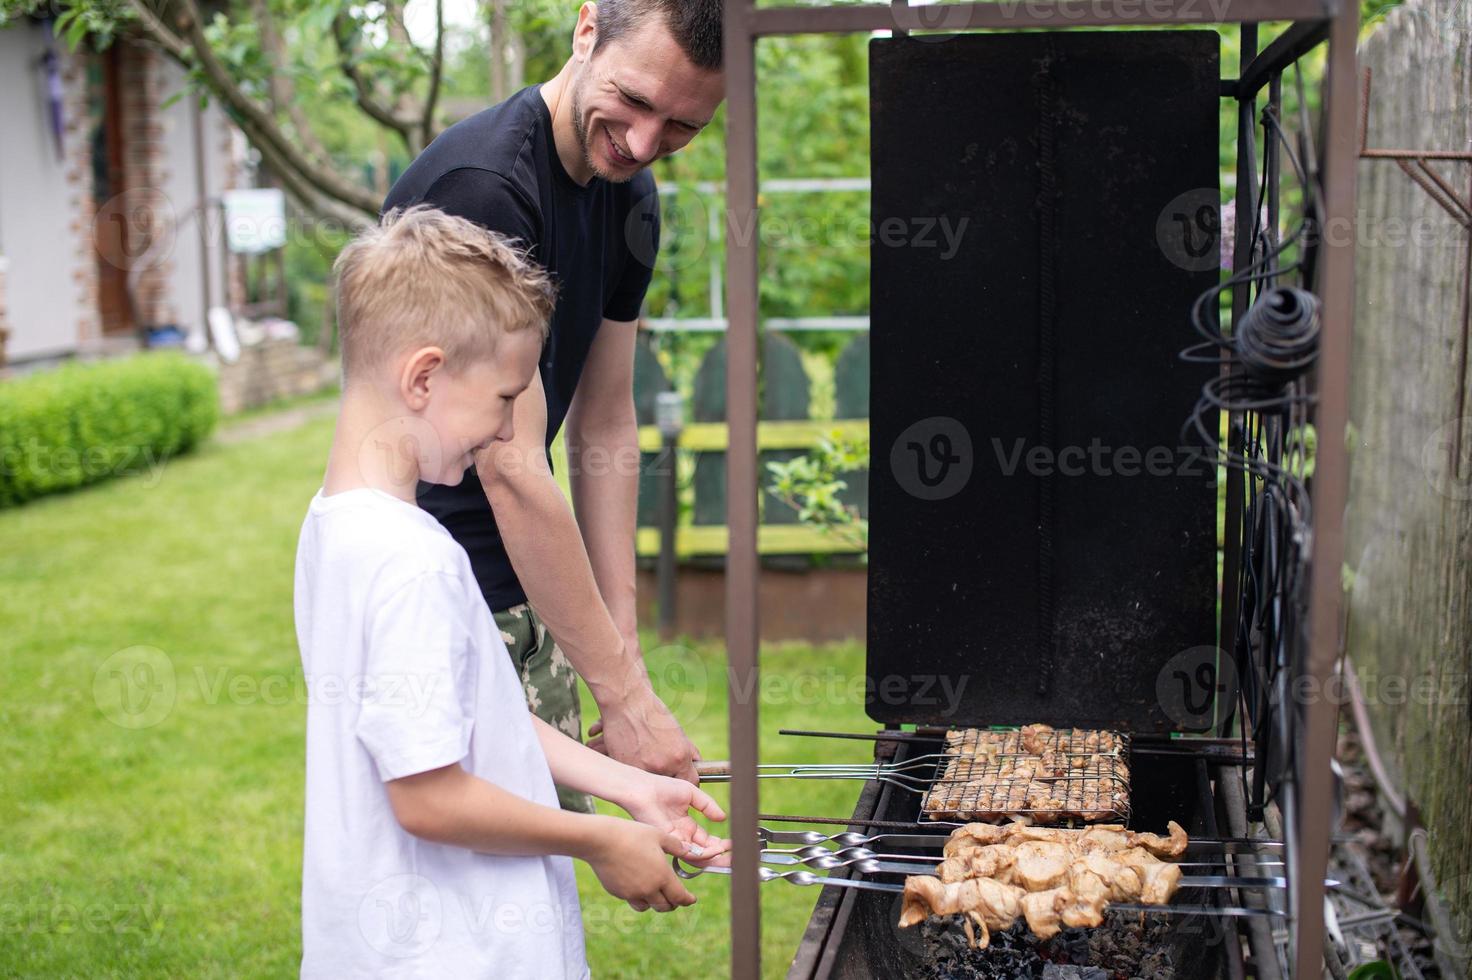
[723,0,761,976]
[1361,148,1472,161]
[1219,22,1257,713]
[745,0,1330,37]
[1291,0,1360,975]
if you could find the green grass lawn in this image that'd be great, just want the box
[0,402,875,978]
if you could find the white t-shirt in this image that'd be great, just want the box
[293,487,588,980]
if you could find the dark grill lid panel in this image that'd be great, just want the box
[866,31,1221,733]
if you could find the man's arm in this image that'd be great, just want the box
[564,318,642,672]
[474,366,700,782]
[564,318,699,769]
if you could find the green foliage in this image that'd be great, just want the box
[765,431,869,551]
[0,354,219,508]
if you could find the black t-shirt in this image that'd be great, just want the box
[382,84,660,612]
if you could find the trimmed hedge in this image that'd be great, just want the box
[0,353,219,507]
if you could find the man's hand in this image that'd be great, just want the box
[587,684,702,783]
[618,772,730,869]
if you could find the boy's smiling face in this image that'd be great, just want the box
[412,330,544,485]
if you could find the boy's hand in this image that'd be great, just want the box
[619,772,732,868]
[586,817,700,912]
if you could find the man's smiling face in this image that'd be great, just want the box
[569,18,724,182]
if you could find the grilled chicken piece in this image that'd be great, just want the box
[1019,888,1066,939]
[943,820,1028,856]
[1076,851,1144,902]
[1013,840,1072,891]
[937,844,1017,884]
[1115,849,1184,904]
[1020,723,1055,755]
[1127,820,1189,858]
[899,875,1027,948]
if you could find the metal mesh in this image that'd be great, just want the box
[919,726,1131,825]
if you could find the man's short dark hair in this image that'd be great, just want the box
[593,0,723,72]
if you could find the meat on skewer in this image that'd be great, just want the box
[902,820,1188,946]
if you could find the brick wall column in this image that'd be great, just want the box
[117,42,175,327]
[63,48,99,345]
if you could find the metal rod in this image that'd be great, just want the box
[1293,0,1361,974]
[744,0,1330,38]
[1220,20,1258,728]
[722,0,760,974]
[1237,19,1329,101]
[655,433,678,639]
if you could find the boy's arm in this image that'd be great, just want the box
[384,764,699,913]
[528,717,730,864]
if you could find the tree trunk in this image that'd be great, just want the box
[1347,2,1472,975]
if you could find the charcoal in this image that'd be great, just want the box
[913,912,1178,980]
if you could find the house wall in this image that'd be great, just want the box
[0,29,243,366]
[156,59,241,337]
[0,26,95,363]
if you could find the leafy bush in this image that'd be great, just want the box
[0,354,219,507]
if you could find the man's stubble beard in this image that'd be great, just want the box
[570,75,642,185]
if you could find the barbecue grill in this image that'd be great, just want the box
[715,3,1360,978]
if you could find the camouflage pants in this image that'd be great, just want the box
[493,602,597,814]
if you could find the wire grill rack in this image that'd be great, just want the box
[919,726,1132,825]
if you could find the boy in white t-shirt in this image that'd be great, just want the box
[294,206,729,979]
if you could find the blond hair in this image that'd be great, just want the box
[333,205,555,381]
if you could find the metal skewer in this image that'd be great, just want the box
[673,859,1290,917]
[759,844,1282,871]
[756,849,1323,890]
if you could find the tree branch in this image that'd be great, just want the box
[421,0,444,144]
[251,0,330,166]
[332,11,418,153]
[159,0,379,215]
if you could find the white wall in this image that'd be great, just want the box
[0,26,89,362]
[158,58,236,337]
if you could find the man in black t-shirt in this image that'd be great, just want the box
[383,0,724,802]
